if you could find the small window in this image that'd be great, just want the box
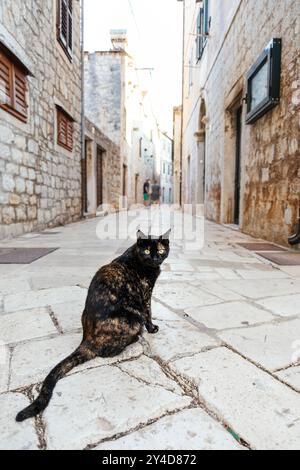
[57,0,73,59]
[0,48,28,122]
[57,107,73,151]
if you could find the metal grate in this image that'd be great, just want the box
[0,247,58,264]
[237,242,286,252]
[257,252,300,266]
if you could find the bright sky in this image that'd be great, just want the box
[84,0,183,135]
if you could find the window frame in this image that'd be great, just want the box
[0,46,28,123]
[56,106,74,152]
[196,0,210,62]
[57,0,73,61]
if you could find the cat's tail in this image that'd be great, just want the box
[15,342,96,422]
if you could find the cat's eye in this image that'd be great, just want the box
[144,249,150,255]
[158,249,165,255]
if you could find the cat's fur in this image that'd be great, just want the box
[16,229,170,422]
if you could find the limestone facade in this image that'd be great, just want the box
[0,0,83,239]
[181,0,300,247]
[84,30,160,207]
[160,133,174,204]
[83,118,121,215]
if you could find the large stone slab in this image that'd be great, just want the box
[94,408,244,450]
[219,319,300,371]
[186,301,274,330]
[50,300,85,332]
[236,269,288,280]
[153,282,221,310]
[4,286,87,313]
[256,294,300,317]
[0,278,31,296]
[0,308,57,344]
[171,347,300,450]
[118,355,182,395]
[0,393,39,449]
[44,366,192,450]
[10,333,81,389]
[199,282,245,302]
[219,279,300,300]
[152,300,182,322]
[275,366,300,392]
[0,343,10,393]
[145,320,219,362]
[10,332,143,390]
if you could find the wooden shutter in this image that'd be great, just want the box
[204,0,210,35]
[57,107,73,151]
[66,119,73,150]
[67,0,73,55]
[196,8,204,60]
[0,51,13,107]
[58,0,73,57]
[14,67,28,119]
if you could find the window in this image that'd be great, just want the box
[196,0,209,61]
[139,137,143,158]
[57,107,73,151]
[0,47,28,122]
[57,0,73,59]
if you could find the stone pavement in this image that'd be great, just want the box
[0,208,300,450]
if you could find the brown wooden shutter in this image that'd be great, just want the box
[66,119,73,150]
[0,51,13,107]
[14,66,28,119]
[57,107,73,151]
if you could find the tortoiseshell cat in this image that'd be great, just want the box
[16,229,170,422]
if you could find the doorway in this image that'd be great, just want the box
[122,164,127,197]
[81,140,88,215]
[96,146,103,207]
[135,173,139,203]
[234,106,242,225]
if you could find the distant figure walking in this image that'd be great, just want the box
[151,180,161,205]
[143,179,151,206]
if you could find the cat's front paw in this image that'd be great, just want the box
[146,323,159,334]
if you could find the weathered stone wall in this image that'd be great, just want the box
[160,134,174,204]
[173,106,182,206]
[182,0,300,246]
[0,0,82,239]
[84,118,122,212]
[84,51,122,147]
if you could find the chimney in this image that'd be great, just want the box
[110,29,128,52]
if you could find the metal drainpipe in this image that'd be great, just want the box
[80,0,85,218]
[179,0,185,207]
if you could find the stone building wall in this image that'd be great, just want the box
[84,31,162,208]
[182,0,300,247]
[160,133,174,204]
[173,106,182,206]
[84,118,122,213]
[0,0,83,239]
[84,51,122,146]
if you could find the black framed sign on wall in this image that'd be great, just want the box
[245,38,282,124]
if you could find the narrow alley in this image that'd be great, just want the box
[0,209,299,450]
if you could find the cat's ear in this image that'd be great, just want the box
[160,229,171,240]
[137,230,147,240]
